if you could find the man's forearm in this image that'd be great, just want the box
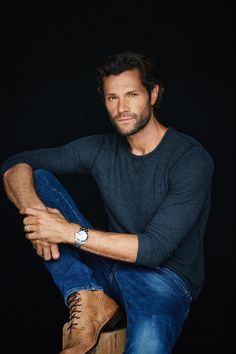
[21,206,138,263]
[4,164,60,260]
[81,229,138,263]
[3,163,46,210]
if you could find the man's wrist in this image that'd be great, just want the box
[74,226,89,248]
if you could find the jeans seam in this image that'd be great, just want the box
[56,190,86,224]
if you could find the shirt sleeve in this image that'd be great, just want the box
[0,135,105,178]
[136,145,214,268]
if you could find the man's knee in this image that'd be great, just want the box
[33,169,60,205]
[33,169,60,192]
[33,169,54,182]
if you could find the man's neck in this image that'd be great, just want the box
[127,117,168,156]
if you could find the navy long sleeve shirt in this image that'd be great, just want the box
[0,127,214,300]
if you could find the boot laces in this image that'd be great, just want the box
[67,292,82,330]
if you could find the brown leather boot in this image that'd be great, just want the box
[60,290,122,354]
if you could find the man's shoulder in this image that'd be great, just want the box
[166,127,214,167]
[168,127,203,149]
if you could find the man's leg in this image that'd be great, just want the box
[33,169,122,354]
[110,263,192,354]
[34,169,102,300]
[33,169,191,353]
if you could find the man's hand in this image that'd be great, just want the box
[19,205,61,261]
[20,207,77,252]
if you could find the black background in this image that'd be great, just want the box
[0,2,235,353]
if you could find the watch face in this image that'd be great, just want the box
[78,230,88,241]
[75,228,88,247]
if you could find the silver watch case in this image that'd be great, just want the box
[75,227,89,248]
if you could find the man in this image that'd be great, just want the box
[0,51,214,354]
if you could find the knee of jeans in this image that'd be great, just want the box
[33,169,58,195]
[33,169,53,181]
[33,169,59,190]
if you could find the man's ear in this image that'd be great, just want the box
[151,85,159,106]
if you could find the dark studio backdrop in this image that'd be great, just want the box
[0,2,235,354]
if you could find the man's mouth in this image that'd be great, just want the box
[117,116,135,121]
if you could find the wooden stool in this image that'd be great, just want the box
[62,322,127,354]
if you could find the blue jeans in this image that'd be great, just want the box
[34,169,192,354]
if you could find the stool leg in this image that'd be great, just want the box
[89,328,126,353]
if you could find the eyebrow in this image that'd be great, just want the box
[105,90,139,96]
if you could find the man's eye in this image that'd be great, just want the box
[129,93,138,97]
[108,96,117,101]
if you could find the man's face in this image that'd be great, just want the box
[103,69,157,137]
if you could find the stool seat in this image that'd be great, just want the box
[62,322,127,354]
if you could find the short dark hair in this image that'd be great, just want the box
[96,51,164,112]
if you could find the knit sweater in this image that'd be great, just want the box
[0,127,214,300]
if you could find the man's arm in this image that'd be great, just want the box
[81,229,138,263]
[3,163,60,260]
[4,163,43,209]
[21,205,138,263]
[1,135,106,261]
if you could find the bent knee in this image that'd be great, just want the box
[33,169,53,180]
[33,169,59,189]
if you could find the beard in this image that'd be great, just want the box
[108,105,152,137]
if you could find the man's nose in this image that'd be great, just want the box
[117,98,129,113]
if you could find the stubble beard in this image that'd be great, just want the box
[108,106,152,137]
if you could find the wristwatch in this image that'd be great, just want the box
[74,226,89,248]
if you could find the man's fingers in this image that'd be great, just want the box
[48,207,59,213]
[25,228,38,237]
[20,207,45,216]
[24,224,34,233]
[23,215,37,225]
[34,243,43,257]
[30,240,59,261]
[31,240,50,248]
[32,241,51,260]
[47,207,63,218]
[41,245,52,261]
[21,207,62,217]
[31,241,37,250]
[50,244,60,260]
